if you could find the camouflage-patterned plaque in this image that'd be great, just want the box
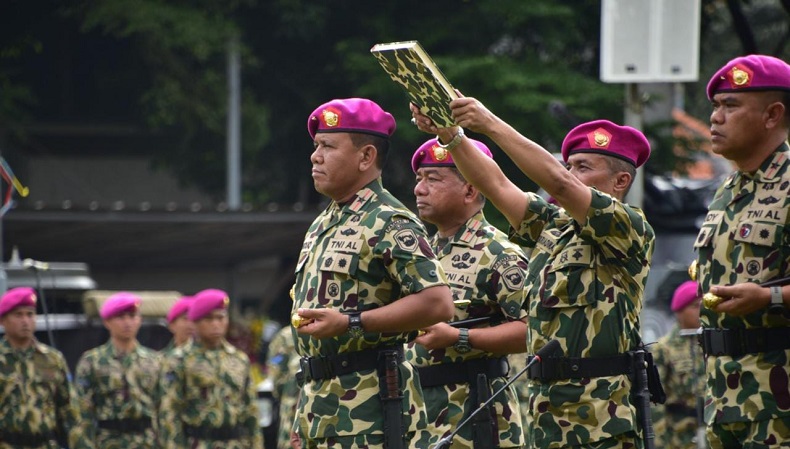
[371,41,458,128]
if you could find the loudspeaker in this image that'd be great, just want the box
[600,0,701,83]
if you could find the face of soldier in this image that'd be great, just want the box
[103,311,142,342]
[195,310,228,347]
[675,299,701,330]
[0,306,36,347]
[168,314,195,346]
[310,132,369,201]
[565,153,618,197]
[710,91,777,162]
[414,166,471,227]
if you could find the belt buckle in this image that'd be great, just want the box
[706,329,729,356]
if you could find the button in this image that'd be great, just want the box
[429,270,437,278]
[594,210,602,216]
[341,360,348,367]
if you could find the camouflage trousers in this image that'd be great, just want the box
[654,414,699,449]
[707,415,790,449]
[95,428,158,449]
[547,431,641,449]
[299,432,415,449]
[184,438,257,449]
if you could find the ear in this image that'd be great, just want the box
[764,101,786,130]
[358,144,378,171]
[613,171,632,195]
[463,183,478,204]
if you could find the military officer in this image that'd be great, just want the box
[265,325,301,449]
[407,137,529,449]
[0,287,79,449]
[74,292,160,449]
[651,281,705,449]
[161,295,194,355]
[412,102,655,448]
[292,98,454,449]
[158,288,262,449]
[695,54,790,449]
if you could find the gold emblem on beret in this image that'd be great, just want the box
[31,294,37,303]
[432,145,449,162]
[223,296,230,307]
[593,131,610,147]
[731,67,750,86]
[322,110,339,127]
[687,260,698,281]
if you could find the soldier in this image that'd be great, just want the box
[291,98,454,449]
[650,281,705,449]
[265,325,301,449]
[161,295,194,354]
[74,292,160,449]
[412,100,655,448]
[0,287,79,449]
[407,137,529,449]
[694,55,790,449]
[158,288,262,449]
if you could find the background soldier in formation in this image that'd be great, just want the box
[159,288,262,449]
[265,325,301,449]
[651,281,705,449]
[291,98,454,449]
[695,54,790,449]
[74,292,160,449]
[412,99,654,448]
[0,287,79,449]
[161,295,195,355]
[407,136,529,449]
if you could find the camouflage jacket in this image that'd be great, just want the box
[158,339,262,449]
[650,324,705,449]
[73,340,160,449]
[292,178,448,439]
[695,144,790,424]
[510,189,654,448]
[0,338,79,449]
[265,326,300,449]
[405,211,528,448]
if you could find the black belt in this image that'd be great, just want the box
[184,424,243,441]
[700,327,790,357]
[417,357,510,388]
[527,354,633,381]
[97,417,152,433]
[0,431,56,447]
[299,345,403,382]
[665,403,697,418]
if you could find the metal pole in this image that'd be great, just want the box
[226,36,242,211]
[624,83,644,208]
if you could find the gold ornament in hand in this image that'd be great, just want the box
[702,292,725,309]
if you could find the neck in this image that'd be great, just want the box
[436,209,478,239]
[111,337,137,353]
[175,335,191,347]
[198,337,223,349]
[735,135,785,172]
[5,336,34,350]
[332,173,379,203]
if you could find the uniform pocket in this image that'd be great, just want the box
[543,243,596,308]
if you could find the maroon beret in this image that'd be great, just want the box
[188,289,229,321]
[0,287,37,317]
[307,98,396,140]
[167,296,194,324]
[100,292,142,320]
[561,120,650,168]
[707,54,790,100]
[411,137,493,173]
[671,281,700,312]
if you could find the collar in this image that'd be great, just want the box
[726,143,789,189]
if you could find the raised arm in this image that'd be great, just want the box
[416,97,594,224]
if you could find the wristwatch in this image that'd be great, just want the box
[768,286,785,316]
[436,128,465,151]
[453,328,472,354]
[347,312,364,338]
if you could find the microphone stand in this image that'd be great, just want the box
[433,339,561,449]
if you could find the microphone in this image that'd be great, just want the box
[22,259,50,271]
[433,339,562,449]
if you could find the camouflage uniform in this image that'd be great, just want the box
[292,178,447,448]
[73,341,160,449]
[650,324,705,449]
[508,353,532,449]
[694,144,790,447]
[405,211,528,448]
[0,338,79,449]
[266,325,301,449]
[510,189,654,449]
[159,339,262,449]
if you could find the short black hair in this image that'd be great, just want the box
[605,155,637,197]
[350,133,389,169]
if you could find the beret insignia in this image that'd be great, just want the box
[322,109,339,127]
[726,64,753,89]
[587,128,612,149]
[432,145,449,162]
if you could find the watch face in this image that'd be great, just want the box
[454,342,472,354]
[348,314,364,338]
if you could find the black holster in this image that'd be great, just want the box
[379,348,405,449]
[470,373,498,449]
[630,350,656,449]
